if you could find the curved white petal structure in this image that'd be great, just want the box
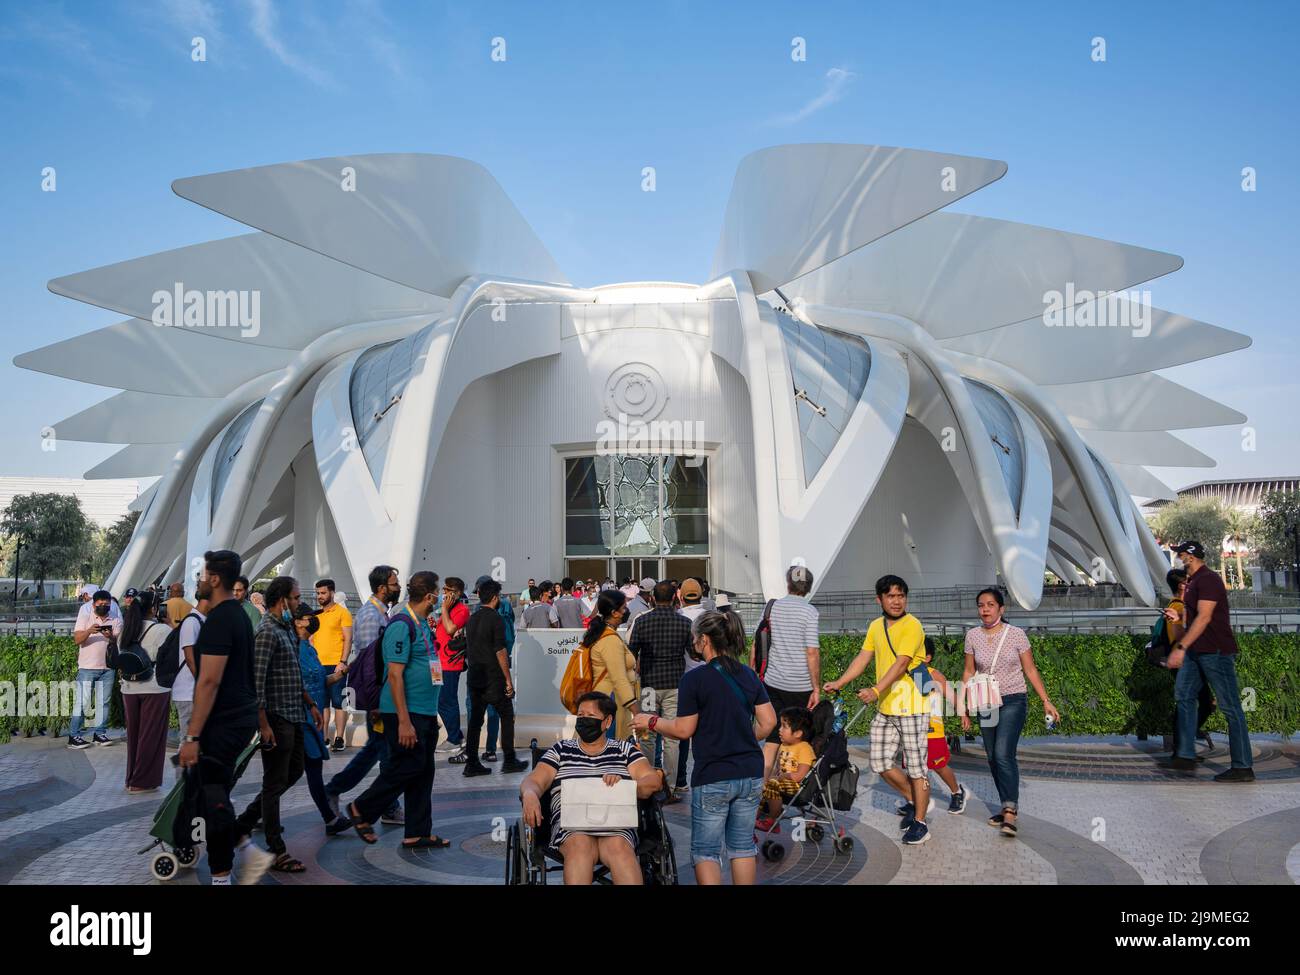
[14,319,295,396]
[18,144,1247,609]
[712,144,1007,293]
[785,211,1183,340]
[173,154,568,296]
[48,232,444,350]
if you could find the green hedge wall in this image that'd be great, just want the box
[815,632,1298,738]
[2,632,1296,740]
[0,634,176,738]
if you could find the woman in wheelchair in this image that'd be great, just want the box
[520,692,666,885]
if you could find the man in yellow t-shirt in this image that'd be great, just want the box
[310,579,354,751]
[823,574,934,846]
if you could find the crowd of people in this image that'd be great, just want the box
[61,535,1250,884]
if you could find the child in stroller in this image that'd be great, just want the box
[755,707,816,832]
[756,696,865,860]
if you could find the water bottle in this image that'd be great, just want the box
[831,698,848,735]
[1045,714,1056,732]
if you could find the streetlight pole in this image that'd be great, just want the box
[10,538,18,612]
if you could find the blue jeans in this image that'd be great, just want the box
[325,716,401,815]
[690,776,764,867]
[1176,652,1252,768]
[70,668,115,737]
[982,692,1026,811]
[438,669,464,745]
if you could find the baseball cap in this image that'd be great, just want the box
[680,579,702,602]
[640,577,656,591]
[124,587,139,598]
[473,575,493,594]
[1173,541,1206,559]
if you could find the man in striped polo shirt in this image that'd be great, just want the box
[757,565,821,779]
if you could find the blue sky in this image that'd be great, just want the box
[1,0,1296,492]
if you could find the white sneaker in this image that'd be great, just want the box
[235,844,276,886]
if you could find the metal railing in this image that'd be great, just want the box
[724,589,1300,635]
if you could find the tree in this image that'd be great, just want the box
[1223,508,1256,590]
[92,511,140,583]
[1256,490,1300,595]
[1148,497,1229,571]
[0,493,95,595]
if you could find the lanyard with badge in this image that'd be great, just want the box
[405,602,442,686]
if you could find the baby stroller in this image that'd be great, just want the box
[137,732,261,881]
[758,697,865,861]
[504,774,679,885]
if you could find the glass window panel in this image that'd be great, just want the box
[565,457,610,555]
[211,399,263,524]
[965,380,1025,519]
[777,314,871,485]
[663,456,709,555]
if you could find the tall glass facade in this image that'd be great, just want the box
[564,454,709,564]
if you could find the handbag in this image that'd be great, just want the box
[964,625,1010,714]
[559,777,638,830]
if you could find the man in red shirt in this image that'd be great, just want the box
[436,577,471,763]
[1163,541,1254,781]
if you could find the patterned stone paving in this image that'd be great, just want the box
[2,730,1297,885]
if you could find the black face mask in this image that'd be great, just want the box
[575,717,606,743]
[94,604,109,618]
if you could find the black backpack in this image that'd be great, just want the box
[751,599,776,680]
[110,621,161,683]
[155,613,200,689]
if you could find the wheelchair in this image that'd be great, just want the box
[504,783,679,885]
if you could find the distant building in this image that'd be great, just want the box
[1144,476,1299,591]
[0,476,141,529]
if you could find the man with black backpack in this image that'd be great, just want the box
[326,565,407,826]
[348,570,450,849]
[755,565,821,780]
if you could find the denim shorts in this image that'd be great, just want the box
[690,776,764,866]
[321,665,345,709]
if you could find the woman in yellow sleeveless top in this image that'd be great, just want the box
[584,590,640,740]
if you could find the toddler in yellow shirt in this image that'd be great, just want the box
[756,707,816,831]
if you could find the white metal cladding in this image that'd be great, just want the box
[775,312,871,484]
[964,380,1025,518]
[210,400,263,521]
[17,146,1250,608]
[348,322,437,485]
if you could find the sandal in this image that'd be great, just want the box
[271,853,306,872]
[999,809,1018,837]
[986,813,1005,828]
[401,836,451,850]
[347,803,378,844]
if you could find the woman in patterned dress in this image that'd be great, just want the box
[519,693,665,885]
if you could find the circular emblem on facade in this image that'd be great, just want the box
[604,362,668,421]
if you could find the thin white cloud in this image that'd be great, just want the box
[158,0,223,43]
[346,0,406,77]
[771,67,856,126]
[243,0,332,87]
[11,6,153,117]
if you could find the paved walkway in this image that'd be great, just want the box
[1,729,1296,885]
